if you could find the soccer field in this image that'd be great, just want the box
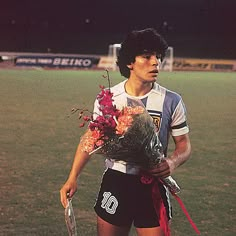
[0,69,235,236]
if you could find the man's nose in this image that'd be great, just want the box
[151,56,160,66]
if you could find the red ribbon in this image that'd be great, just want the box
[141,175,201,235]
[152,180,171,236]
[159,178,201,235]
[171,192,201,235]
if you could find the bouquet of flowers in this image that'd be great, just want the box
[74,70,180,194]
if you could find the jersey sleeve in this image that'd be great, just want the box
[171,99,189,136]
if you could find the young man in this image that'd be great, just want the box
[60,28,191,236]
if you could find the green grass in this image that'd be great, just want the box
[0,69,235,235]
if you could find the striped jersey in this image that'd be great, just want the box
[93,80,189,174]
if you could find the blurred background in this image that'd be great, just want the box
[1,0,235,59]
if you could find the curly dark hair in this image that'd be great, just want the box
[117,28,168,78]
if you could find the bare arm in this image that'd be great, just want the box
[60,132,92,208]
[148,133,191,178]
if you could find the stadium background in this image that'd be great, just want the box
[1,1,236,235]
[0,0,235,60]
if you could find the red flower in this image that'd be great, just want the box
[79,122,85,128]
[83,116,91,122]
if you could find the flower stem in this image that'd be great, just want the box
[105,69,111,91]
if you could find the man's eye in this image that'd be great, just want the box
[142,55,151,59]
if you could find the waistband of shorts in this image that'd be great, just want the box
[105,159,141,175]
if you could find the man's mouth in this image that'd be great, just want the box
[149,69,159,74]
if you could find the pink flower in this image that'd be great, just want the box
[79,122,85,127]
[91,129,102,139]
[96,139,104,147]
[116,114,133,135]
[83,116,91,122]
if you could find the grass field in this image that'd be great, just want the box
[0,69,235,236]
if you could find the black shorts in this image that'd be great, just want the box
[94,168,172,228]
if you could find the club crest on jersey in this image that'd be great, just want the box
[151,115,161,131]
[147,110,162,132]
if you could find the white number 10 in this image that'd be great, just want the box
[101,192,118,214]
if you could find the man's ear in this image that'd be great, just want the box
[127,64,133,70]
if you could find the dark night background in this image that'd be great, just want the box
[0,0,235,59]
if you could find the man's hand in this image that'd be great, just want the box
[60,179,78,208]
[148,158,175,178]
[148,134,191,178]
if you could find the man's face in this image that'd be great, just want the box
[128,52,161,83]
